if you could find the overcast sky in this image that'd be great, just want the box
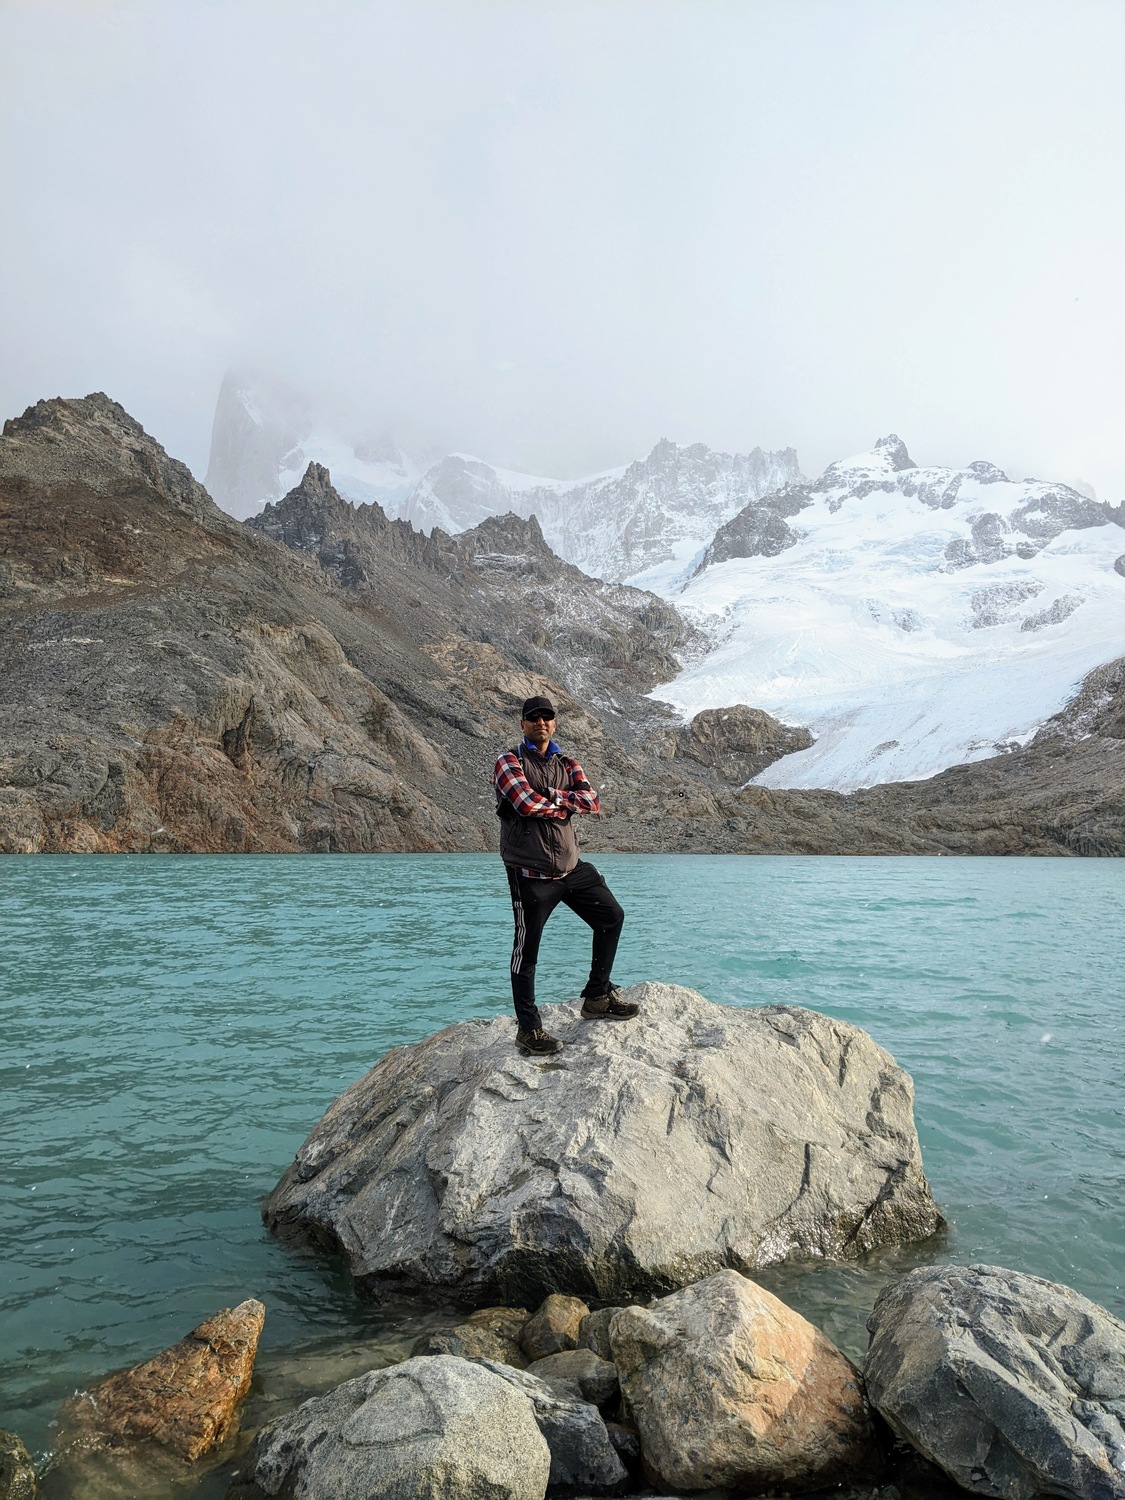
[2,0,1124,494]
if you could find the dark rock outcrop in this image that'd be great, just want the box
[695,483,811,571]
[263,984,942,1305]
[945,511,1015,569]
[864,1264,1125,1500]
[968,581,1042,628]
[660,704,814,783]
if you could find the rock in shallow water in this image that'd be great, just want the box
[611,1269,880,1492]
[264,983,942,1303]
[414,1305,530,1367]
[55,1298,264,1462]
[0,1430,36,1500]
[238,1356,550,1500]
[864,1262,1125,1500]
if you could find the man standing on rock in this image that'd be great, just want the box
[495,695,635,1055]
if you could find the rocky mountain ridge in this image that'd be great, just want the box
[246,459,702,738]
[399,438,802,582]
[203,372,801,581]
[2,394,1123,855]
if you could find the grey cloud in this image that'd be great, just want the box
[1,0,1123,496]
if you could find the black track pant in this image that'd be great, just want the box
[506,860,625,1033]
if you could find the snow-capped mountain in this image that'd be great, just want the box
[203,374,800,579]
[654,435,1125,792]
[398,439,801,580]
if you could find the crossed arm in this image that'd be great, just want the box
[494,751,601,820]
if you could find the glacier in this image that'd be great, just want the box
[651,437,1125,792]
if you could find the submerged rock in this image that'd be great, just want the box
[864,1263,1125,1500]
[55,1299,264,1462]
[414,1305,530,1367]
[611,1269,880,1492]
[239,1355,550,1500]
[264,984,942,1304]
[0,1431,36,1500]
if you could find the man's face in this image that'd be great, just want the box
[521,711,555,748]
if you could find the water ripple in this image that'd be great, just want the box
[1,852,1122,1469]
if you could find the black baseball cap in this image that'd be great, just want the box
[521,695,557,720]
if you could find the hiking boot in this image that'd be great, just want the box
[581,985,639,1020]
[515,1028,564,1055]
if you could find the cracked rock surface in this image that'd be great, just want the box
[264,983,942,1304]
[235,1355,550,1500]
[864,1263,1125,1500]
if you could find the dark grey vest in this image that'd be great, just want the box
[498,745,580,877]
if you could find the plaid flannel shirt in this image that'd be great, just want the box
[494,743,601,879]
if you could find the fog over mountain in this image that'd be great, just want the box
[203,370,802,581]
[2,2,1124,500]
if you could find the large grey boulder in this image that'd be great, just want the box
[240,1355,550,1500]
[864,1263,1125,1500]
[470,1359,629,1495]
[264,984,941,1304]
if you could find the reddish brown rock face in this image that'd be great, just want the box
[58,1299,265,1462]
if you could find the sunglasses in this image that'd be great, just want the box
[523,713,555,723]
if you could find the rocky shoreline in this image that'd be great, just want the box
[7,987,1123,1500]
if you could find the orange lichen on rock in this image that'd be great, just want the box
[58,1299,265,1462]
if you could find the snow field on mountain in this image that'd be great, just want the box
[657,475,1125,792]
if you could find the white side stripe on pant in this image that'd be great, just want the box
[511,900,526,973]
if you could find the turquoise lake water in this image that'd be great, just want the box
[1,853,1123,1480]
